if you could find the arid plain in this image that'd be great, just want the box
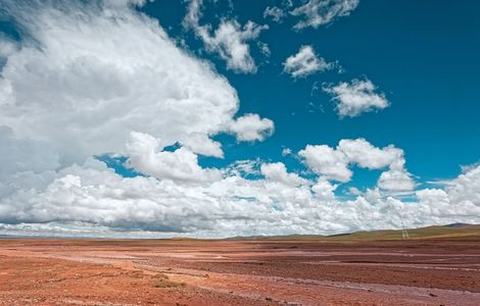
[0,225,479,306]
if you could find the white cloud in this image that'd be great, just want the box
[261,162,307,187]
[0,0,272,169]
[125,132,222,184]
[415,183,480,222]
[337,138,401,169]
[312,178,337,200]
[291,0,360,30]
[257,41,271,57]
[0,38,18,58]
[0,126,60,180]
[184,0,268,73]
[283,45,334,78]
[323,78,390,118]
[378,168,415,192]
[415,188,450,213]
[227,113,274,142]
[282,147,293,157]
[180,133,223,158]
[337,139,415,191]
[299,138,415,191]
[299,144,351,182]
[263,6,286,23]
[445,165,480,207]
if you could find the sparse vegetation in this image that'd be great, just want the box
[152,273,186,289]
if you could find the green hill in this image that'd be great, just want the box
[232,224,480,241]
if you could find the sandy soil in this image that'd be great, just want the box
[0,237,479,305]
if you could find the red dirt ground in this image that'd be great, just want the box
[0,237,479,305]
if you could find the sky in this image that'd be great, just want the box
[0,0,479,238]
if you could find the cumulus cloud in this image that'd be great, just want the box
[0,0,273,168]
[291,0,360,30]
[378,168,415,192]
[125,132,222,184]
[337,138,401,169]
[444,164,480,207]
[261,162,307,187]
[338,138,415,192]
[311,178,337,200]
[227,113,274,142]
[299,138,415,191]
[184,0,268,73]
[323,78,390,118]
[299,144,352,182]
[283,45,334,78]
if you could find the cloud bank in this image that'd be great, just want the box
[1,155,479,238]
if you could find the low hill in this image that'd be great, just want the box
[232,223,480,241]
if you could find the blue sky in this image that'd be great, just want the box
[139,0,480,187]
[0,0,479,237]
